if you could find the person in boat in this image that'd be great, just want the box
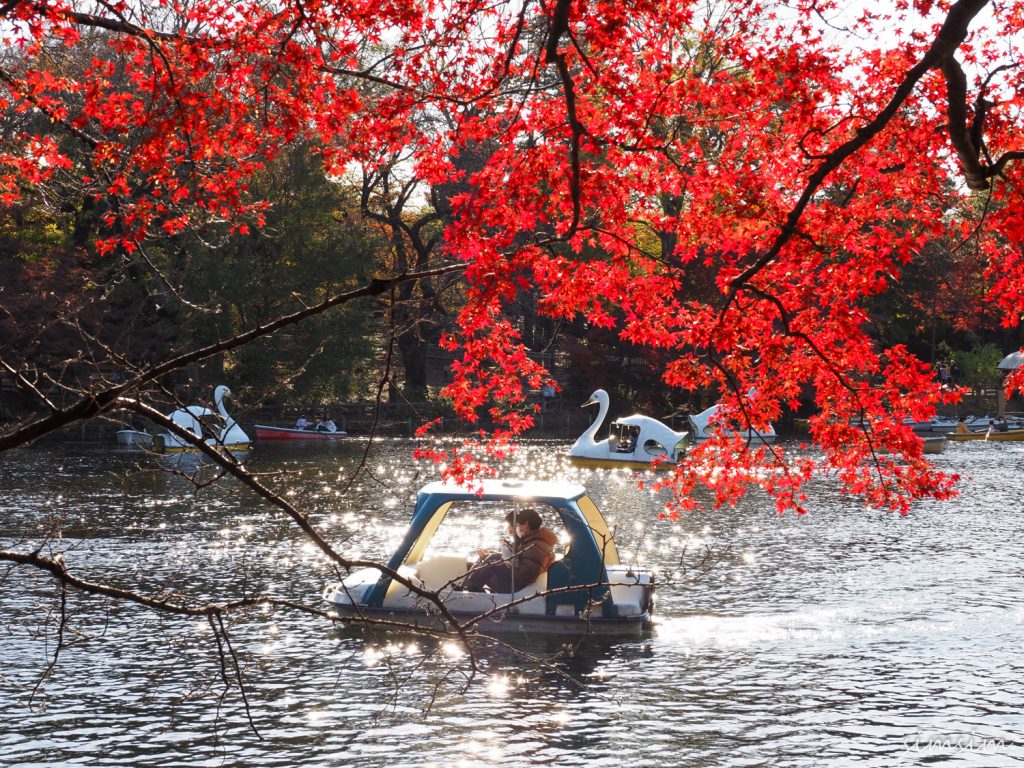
[295,415,312,430]
[956,417,970,434]
[316,416,337,432]
[458,508,558,593]
[993,417,1009,432]
[541,381,557,411]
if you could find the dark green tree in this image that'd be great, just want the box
[181,144,385,404]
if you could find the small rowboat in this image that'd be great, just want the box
[115,429,154,449]
[946,427,1024,442]
[254,424,348,440]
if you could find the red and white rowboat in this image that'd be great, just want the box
[254,425,348,440]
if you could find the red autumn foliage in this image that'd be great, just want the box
[3,0,1023,513]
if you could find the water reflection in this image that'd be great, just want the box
[2,438,1024,765]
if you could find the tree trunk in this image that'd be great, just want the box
[397,330,427,401]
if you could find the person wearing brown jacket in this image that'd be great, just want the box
[459,508,558,593]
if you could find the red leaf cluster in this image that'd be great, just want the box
[4,0,1023,513]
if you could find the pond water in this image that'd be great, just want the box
[1,437,1022,767]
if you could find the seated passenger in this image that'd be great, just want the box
[458,508,557,593]
[295,415,312,430]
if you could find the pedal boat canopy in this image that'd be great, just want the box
[323,479,655,636]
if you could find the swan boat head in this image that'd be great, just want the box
[213,384,251,446]
[570,390,611,455]
[686,402,776,443]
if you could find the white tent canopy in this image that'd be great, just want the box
[997,351,1024,370]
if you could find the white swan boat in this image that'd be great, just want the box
[687,402,777,445]
[323,479,656,636]
[568,389,689,469]
[153,385,251,453]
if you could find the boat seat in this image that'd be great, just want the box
[413,554,469,591]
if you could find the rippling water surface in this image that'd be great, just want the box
[1,437,1022,767]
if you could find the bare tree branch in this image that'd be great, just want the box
[0,263,464,452]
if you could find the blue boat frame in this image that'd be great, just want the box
[362,480,627,617]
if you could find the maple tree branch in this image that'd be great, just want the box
[552,54,583,238]
[0,67,99,149]
[723,0,991,311]
[498,0,531,82]
[743,285,857,396]
[543,0,571,64]
[985,150,1024,178]
[538,0,583,238]
[948,186,994,256]
[971,63,1017,166]
[742,287,903,491]
[941,54,989,191]
[741,285,900,471]
[54,6,470,108]
[62,9,177,40]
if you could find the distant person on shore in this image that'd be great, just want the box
[295,415,312,430]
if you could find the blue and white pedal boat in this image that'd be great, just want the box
[323,479,655,636]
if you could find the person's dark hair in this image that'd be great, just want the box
[514,508,543,531]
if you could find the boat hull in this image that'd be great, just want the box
[568,455,676,471]
[921,436,947,454]
[947,428,1024,442]
[156,440,251,453]
[910,416,1024,433]
[325,601,649,636]
[254,425,347,440]
[692,432,776,445]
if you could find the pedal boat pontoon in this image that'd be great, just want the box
[323,479,655,636]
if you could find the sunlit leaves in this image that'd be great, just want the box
[4,0,1024,514]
